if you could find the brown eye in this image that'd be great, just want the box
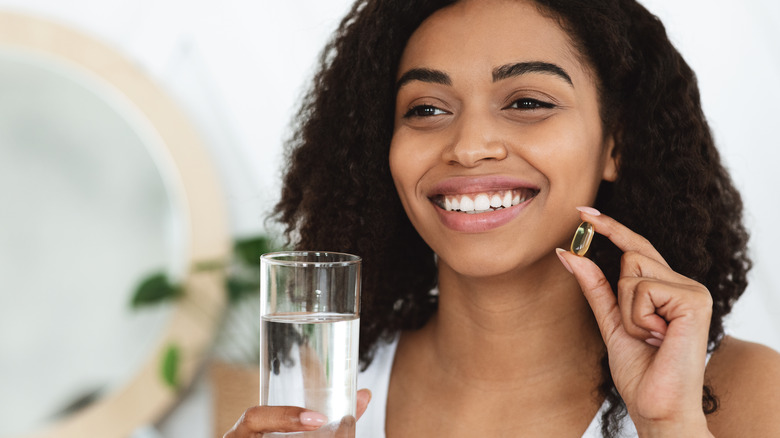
[403,104,448,118]
[507,98,555,110]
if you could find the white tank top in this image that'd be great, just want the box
[356,337,640,437]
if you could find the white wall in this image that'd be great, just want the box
[0,0,358,238]
[1,0,777,436]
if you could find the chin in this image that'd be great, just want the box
[435,243,544,281]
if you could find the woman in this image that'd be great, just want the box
[226,0,780,436]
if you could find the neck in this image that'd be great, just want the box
[424,253,604,387]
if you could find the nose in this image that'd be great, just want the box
[442,112,509,167]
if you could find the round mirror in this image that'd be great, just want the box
[0,11,229,438]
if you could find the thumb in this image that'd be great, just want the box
[356,389,372,420]
[330,390,371,438]
[556,248,621,344]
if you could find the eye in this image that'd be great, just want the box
[403,104,449,118]
[506,98,556,110]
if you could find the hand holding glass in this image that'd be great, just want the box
[260,252,361,437]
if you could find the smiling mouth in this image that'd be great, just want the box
[431,188,539,214]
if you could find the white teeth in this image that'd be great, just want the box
[459,196,475,212]
[502,191,513,208]
[439,189,535,213]
[474,194,491,211]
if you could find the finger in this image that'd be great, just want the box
[619,249,700,288]
[617,252,705,343]
[330,391,371,438]
[636,278,713,333]
[617,251,703,340]
[622,274,713,337]
[333,415,357,438]
[326,389,370,438]
[617,276,670,340]
[556,248,621,344]
[576,207,669,268]
[356,389,372,420]
[224,405,327,437]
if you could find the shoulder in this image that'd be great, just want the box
[705,336,780,436]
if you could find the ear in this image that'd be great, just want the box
[601,134,619,182]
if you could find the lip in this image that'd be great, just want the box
[428,176,539,196]
[433,196,535,232]
[427,176,539,233]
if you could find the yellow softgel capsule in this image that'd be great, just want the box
[570,221,594,256]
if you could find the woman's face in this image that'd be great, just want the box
[390,0,617,278]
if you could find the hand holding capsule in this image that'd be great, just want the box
[556,207,714,437]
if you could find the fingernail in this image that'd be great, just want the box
[645,337,663,348]
[299,411,328,427]
[555,248,574,274]
[576,206,601,216]
[650,331,665,340]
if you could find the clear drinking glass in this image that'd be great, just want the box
[260,251,361,437]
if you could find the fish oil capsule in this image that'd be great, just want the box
[570,221,594,256]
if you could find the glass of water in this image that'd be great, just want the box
[260,251,361,437]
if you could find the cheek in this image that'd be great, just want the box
[388,138,405,189]
[389,133,444,240]
[530,119,606,183]
[389,129,440,186]
[388,136,420,207]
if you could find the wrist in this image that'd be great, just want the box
[635,415,713,438]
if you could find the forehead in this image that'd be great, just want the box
[399,0,589,84]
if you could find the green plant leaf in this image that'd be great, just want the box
[193,259,227,272]
[234,236,276,266]
[160,343,180,389]
[130,273,182,308]
[227,277,259,303]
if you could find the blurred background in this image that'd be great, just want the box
[0,0,777,437]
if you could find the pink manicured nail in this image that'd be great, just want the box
[299,411,328,427]
[555,248,573,274]
[645,337,663,348]
[650,331,665,340]
[576,206,601,216]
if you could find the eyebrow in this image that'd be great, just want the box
[396,68,452,91]
[492,62,573,86]
[396,61,573,91]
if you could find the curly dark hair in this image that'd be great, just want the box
[272,0,752,436]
